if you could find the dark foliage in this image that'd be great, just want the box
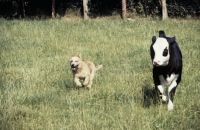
[0,0,199,19]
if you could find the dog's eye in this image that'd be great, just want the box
[75,60,78,62]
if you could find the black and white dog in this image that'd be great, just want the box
[150,30,182,110]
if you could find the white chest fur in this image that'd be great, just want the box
[159,73,179,85]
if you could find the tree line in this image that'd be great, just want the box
[0,0,199,20]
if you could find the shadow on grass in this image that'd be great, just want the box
[64,80,76,91]
[142,84,161,108]
[63,80,89,91]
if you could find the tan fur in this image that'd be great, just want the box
[70,53,102,89]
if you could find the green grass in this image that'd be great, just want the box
[0,17,200,130]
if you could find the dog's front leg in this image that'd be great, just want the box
[83,76,89,86]
[75,77,82,87]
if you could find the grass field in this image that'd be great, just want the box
[0,17,200,130]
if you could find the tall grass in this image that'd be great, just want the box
[0,17,200,130]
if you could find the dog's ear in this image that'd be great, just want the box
[78,53,82,59]
[71,54,74,57]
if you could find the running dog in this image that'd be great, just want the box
[70,53,102,89]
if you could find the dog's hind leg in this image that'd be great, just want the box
[87,80,93,89]
[83,76,90,86]
[87,73,95,88]
[87,81,92,88]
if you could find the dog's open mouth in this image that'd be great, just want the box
[71,65,78,71]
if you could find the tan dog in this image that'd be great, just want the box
[70,53,102,89]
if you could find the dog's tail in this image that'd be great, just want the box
[96,65,103,72]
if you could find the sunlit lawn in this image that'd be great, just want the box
[0,17,200,129]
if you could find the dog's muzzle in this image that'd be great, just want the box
[71,64,78,71]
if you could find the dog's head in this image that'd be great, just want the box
[70,53,82,71]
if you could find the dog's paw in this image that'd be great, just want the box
[86,85,91,89]
[83,81,87,86]
[76,82,82,87]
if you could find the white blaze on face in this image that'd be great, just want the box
[153,38,170,66]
